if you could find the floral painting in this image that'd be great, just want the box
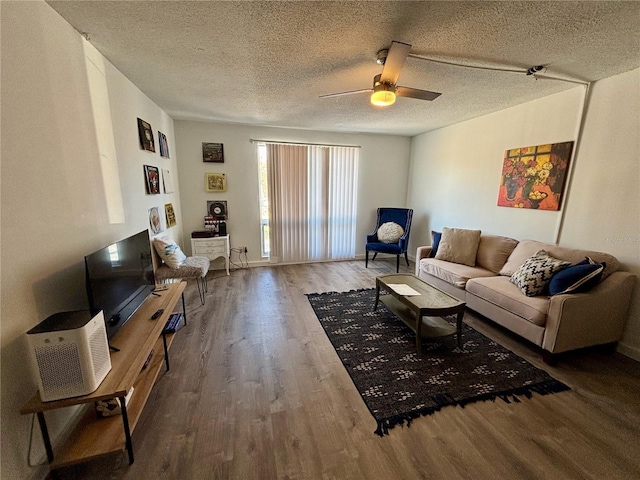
[497,141,574,210]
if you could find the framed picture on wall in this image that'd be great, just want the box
[207,200,228,219]
[205,172,226,192]
[144,165,161,194]
[137,118,155,152]
[158,131,170,158]
[165,203,177,228]
[203,142,224,163]
[148,206,163,234]
[162,168,174,193]
[497,141,574,210]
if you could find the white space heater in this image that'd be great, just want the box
[27,310,112,402]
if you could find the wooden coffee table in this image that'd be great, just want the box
[374,274,466,354]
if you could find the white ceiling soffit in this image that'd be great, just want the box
[46,1,640,137]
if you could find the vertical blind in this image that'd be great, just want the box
[266,142,359,263]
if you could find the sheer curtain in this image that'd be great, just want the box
[266,142,358,263]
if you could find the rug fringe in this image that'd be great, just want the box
[374,379,570,437]
[306,288,373,298]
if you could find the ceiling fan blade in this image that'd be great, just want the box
[379,41,411,85]
[319,88,372,99]
[396,86,442,101]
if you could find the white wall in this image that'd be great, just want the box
[557,70,640,359]
[1,3,182,479]
[174,121,412,267]
[407,69,640,359]
[407,87,585,244]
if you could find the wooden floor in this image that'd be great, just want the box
[54,260,640,480]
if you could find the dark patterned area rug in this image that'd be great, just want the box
[306,288,569,436]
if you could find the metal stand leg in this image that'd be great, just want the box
[195,277,205,305]
[119,396,134,464]
[181,292,187,325]
[36,412,54,463]
[162,332,170,371]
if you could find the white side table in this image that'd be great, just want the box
[191,235,230,275]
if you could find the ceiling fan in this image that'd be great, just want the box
[319,41,442,107]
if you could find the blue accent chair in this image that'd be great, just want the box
[365,208,413,273]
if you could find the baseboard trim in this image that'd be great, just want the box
[616,342,640,362]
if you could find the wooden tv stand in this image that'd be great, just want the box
[20,281,187,470]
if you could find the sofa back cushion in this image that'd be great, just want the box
[434,227,482,267]
[476,234,519,274]
[499,239,619,279]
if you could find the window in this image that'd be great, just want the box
[257,142,359,263]
[257,144,270,257]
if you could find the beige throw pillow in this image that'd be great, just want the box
[434,227,482,267]
[476,235,519,274]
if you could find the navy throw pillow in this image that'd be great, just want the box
[429,231,442,258]
[548,257,605,295]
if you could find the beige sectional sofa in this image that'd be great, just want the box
[415,231,636,363]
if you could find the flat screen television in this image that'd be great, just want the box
[84,230,155,340]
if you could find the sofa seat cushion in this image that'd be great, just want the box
[500,240,620,279]
[419,258,496,289]
[466,276,549,326]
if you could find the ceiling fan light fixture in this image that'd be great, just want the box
[371,83,396,106]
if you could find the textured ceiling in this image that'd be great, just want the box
[47,1,640,136]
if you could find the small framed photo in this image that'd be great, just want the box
[207,200,228,219]
[165,203,177,228]
[137,118,155,152]
[203,142,224,163]
[162,168,174,193]
[158,131,170,158]
[148,206,163,234]
[205,172,226,192]
[144,165,161,194]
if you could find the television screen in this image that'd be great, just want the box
[85,230,155,340]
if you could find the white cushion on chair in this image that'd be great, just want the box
[153,236,187,268]
[377,222,404,243]
[155,256,210,281]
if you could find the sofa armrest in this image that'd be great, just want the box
[542,271,636,353]
[415,246,432,275]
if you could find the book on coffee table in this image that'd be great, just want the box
[386,284,421,296]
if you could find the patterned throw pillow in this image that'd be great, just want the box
[153,237,187,269]
[377,222,404,243]
[510,250,571,297]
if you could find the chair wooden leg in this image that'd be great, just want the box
[404,251,410,267]
[372,252,378,261]
[365,250,369,268]
[396,255,400,273]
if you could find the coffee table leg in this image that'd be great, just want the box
[416,314,423,354]
[374,280,380,311]
[456,310,464,348]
